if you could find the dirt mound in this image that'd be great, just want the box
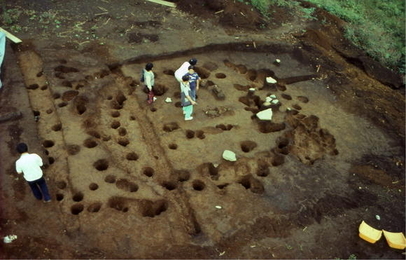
[176,0,267,29]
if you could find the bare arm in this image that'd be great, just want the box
[185,95,197,105]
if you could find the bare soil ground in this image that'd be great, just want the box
[0,0,404,259]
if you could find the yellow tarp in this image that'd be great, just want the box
[383,230,406,250]
[359,221,382,244]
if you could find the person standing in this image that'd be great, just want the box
[0,31,6,89]
[184,65,201,101]
[15,143,51,202]
[142,63,155,104]
[174,58,197,88]
[180,75,197,121]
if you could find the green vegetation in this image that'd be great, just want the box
[243,0,405,73]
[307,0,405,73]
[246,0,275,15]
[334,254,357,260]
[238,0,300,15]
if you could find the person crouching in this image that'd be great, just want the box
[15,143,52,202]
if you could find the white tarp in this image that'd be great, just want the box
[0,31,5,89]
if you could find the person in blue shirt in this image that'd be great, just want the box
[184,65,201,100]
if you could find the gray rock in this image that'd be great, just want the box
[0,111,22,123]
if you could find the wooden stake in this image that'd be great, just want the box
[145,0,176,8]
[0,27,22,43]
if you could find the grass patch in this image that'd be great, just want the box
[307,0,405,73]
[242,0,405,73]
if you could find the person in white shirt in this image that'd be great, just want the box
[15,143,51,202]
[174,58,197,88]
[142,63,155,104]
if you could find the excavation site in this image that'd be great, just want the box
[0,0,404,258]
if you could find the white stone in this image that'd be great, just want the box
[256,108,273,120]
[222,150,237,162]
[271,99,279,104]
[269,94,277,99]
[165,97,172,103]
[3,235,17,244]
[266,77,277,84]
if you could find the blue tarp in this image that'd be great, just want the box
[0,31,5,89]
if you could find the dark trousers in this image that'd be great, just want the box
[27,177,51,201]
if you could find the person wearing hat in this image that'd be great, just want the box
[15,143,52,202]
[175,58,197,88]
[180,75,197,121]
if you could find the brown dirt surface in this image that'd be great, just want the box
[0,0,404,259]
